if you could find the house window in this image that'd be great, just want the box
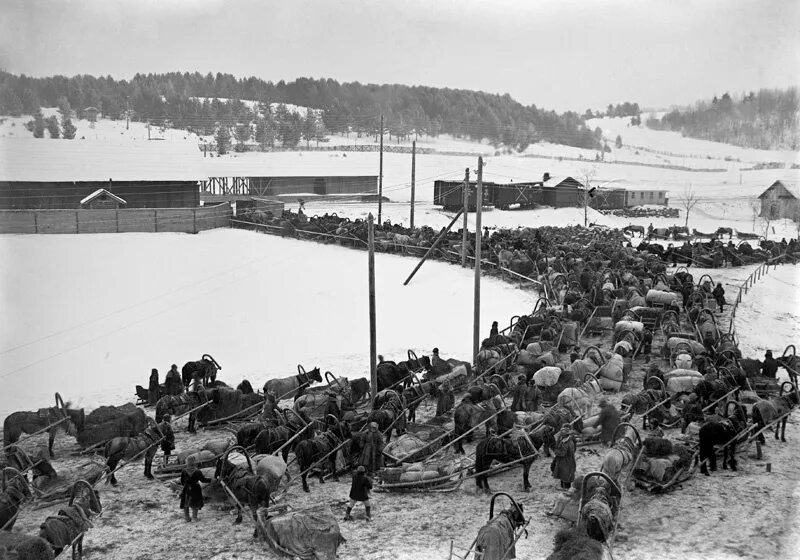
[649,192,654,199]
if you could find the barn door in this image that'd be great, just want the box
[314,178,326,195]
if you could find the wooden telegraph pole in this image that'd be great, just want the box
[462,168,469,267]
[378,115,384,226]
[368,213,377,400]
[410,140,416,229]
[473,157,483,359]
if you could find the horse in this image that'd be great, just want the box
[697,402,747,476]
[236,418,282,448]
[214,447,272,537]
[528,406,584,457]
[777,346,799,386]
[475,433,538,492]
[452,395,505,454]
[294,422,352,492]
[263,366,323,401]
[466,382,502,404]
[38,480,102,560]
[623,225,645,237]
[546,528,612,560]
[253,412,313,461]
[474,498,527,560]
[751,384,799,443]
[3,394,84,458]
[0,467,31,531]
[181,354,222,389]
[154,391,208,432]
[103,419,173,484]
[403,381,436,423]
[367,390,406,443]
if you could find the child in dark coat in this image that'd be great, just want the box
[344,465,373,521]
[180,456,210,522]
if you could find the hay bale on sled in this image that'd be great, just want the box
[77,403,147,447]
[646,289,677,306]
[257,505,345,560]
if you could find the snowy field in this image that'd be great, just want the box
[0,229,536,419]
[734,264,800,364]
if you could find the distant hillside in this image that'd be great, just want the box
[645,88,799,150]
[0,71,600,151]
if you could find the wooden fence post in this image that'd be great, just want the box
[33,212,38,234]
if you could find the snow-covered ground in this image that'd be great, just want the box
[734,264,800,365]
[0,230,536,420]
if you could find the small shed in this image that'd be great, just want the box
[84,107,99,123]
[758,181,799,220]
[541,174,585,207]
[80,188,127,209]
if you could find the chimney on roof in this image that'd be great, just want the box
[543,172,550,182]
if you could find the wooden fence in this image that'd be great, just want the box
[728,256,798,337]
[0,204,231,234]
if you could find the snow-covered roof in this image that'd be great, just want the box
[80,188,127,205]
[543,175,584,188]
[759,180,798,199]
[0,137,205,182]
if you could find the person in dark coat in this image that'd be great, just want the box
[147,368,160,405]
[359,422,384,473]
[180,455,210,521]
[641,328,653,357]
[712,283,726,312]
[262,391,279,421]
[525,383,541,412]
[551,424,577,489]
[431,348,449,376]
[597,399,621,446]
[435,380,454,416]
[164,364,183,395]
[344,465,373,521]
[510,377,529,412]
[489,321,499,338]
[762,350,778,379]
[160,415,176,467]
[325,393,341,423]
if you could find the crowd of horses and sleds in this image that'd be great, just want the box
[2,224,800,560]
[234,208,800,274]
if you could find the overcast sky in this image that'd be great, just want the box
[1,0,798,112]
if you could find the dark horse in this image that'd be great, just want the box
[253,411,314,461]
[751,383,799,444]
[697,402,747,476]
[38,480,102,560]
[154,391,208,432]
[0,466,31,530]
[452,395,505,454]
[294,421,352,492]
[263,366,323,401]
[475,433,538,492]
[376,355,432,392]
[367,390,407,443]
[3,393,84,458]
[182,354,222,389]
[214,447,272,537]
[103,419,174,483]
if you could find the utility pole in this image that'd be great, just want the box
[462,168,469,267]
[126,99,130,130]
[410,140,416,229]
[368,213,377,400]
[473,156,483,359]
[378,114,384,226]
[147,119,151,141]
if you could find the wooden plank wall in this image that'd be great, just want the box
[0,204,231,234]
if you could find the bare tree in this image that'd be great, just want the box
[749,198,761,232]
[762,198,779,239]
[680,186,700,230]
[579,168,597,227]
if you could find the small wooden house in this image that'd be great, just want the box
[84,107,99,123]
[80,188,127,209]
[758,181,799,220]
